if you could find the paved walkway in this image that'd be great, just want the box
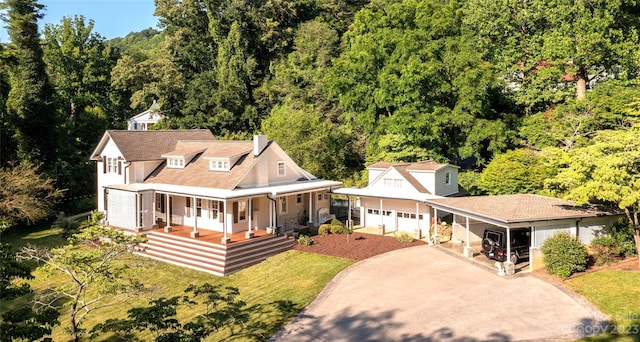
[272,245,608,341]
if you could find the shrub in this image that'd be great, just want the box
[394,232,414,243]
[607,220,638,257]
[297,235,314,246]
[591,235,617,266]
[298,227,312,236]
[329,219,350,234]
[318,224,331,235]
[541,232,588,278]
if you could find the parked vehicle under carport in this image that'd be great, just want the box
[481,228,531,264]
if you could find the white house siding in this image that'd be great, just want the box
[97,140,125,212]
[577,216,618,244]
[107,190,136,230]
[434,166,460,196]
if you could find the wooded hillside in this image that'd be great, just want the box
[1,0,639,229]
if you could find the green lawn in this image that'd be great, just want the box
[566,270,640,342]
[1,225,354,341]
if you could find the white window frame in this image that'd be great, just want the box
[238,200,247,221]
[279,197,288,214]
[107,157,117,173]
[277,161,286,177]
[168,158,185,169]
[296,194,302,204]
[209,200,219,219]
[445,171,451,185]
[209,159,230,171]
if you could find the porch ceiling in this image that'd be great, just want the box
[426,194,619,228]
[105,179,342,199]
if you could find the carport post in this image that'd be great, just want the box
[463,216,473,258]
[504,227,515,275]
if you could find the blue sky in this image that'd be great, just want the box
[1,0,159,43]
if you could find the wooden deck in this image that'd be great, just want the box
[149,225,272,246]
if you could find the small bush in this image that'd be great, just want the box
[607,220,638,257]
[394,232,414,243]
[541,232,588,278]
[591,235,617,266]
[297,235,314,246]
[298,227,312,236]
[329,219,350,234]
[318,224,331,235]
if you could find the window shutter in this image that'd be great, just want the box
[103,156,107,173]
[233,202,239,224]
[118,159,122,175]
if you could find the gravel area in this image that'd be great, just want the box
[293,232,427,261]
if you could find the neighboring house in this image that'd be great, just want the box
[334,160,620,274]
[90,130,341,275]
[333,161,465,235]
[127,100,163,130]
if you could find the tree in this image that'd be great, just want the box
[0,244,60,342]
[0,161,64,232]
[325,0,516,165]
[464,0,640,113]
[545,125,640,267]
[262,104,350,180]
[17,219,147,342]
[1,0,59,167]
[476,148,553,195]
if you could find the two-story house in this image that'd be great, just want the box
[333,161,465,235]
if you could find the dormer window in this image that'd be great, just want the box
[209,159,230,171]
[445,171,451,185]
[168,158,185,168]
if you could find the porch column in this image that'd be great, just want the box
[190,196,199,238]
[463,216,473,258]
[269,197,273,229]
[415,202,421,239]
[164,193,172,232]
[347,196,352,229]
[221,200,230,244]
[431,208,439,244]
[308,192,314,226]
[504,227,514,274]
[246,198,254,238]
[452,214,456,242]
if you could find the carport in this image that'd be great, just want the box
[425,194,621,274]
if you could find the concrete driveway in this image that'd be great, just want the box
[272,245,608,341]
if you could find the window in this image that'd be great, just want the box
[107,158,117,173]
[196,198,202,217]
[279,197,288,214]
[317,194,323,201]
[209,159,230,171]
[296,194,302,204]
[186,197,191,217]
[383,210,393,216]
[238,201,247,221]
[156,194,165,213]
[209,200,219,219]
[445,171,451,185]
[168,158,185,168]
[277,161,286,177]
[383,178,403,188]
[367,209,380,215]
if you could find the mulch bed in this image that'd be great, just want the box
[293,232,427,261]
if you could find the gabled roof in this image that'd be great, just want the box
[128,100,162,121]
[367,160,451,171]
[145,140,296,190]
[90,130,215,161]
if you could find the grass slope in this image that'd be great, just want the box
[1,226,353,341]
[566,271,640,342]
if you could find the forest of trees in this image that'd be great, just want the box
[1,0,639,242]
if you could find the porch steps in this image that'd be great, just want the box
[138,231,296,276]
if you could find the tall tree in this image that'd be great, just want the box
[42,16,119,197]
[545,125,640,267]
[464,0,640,113]
[325,0,516,164]
[1,0,59,167]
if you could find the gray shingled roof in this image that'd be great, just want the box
[427,194,618,223]
[96,130,215,161]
